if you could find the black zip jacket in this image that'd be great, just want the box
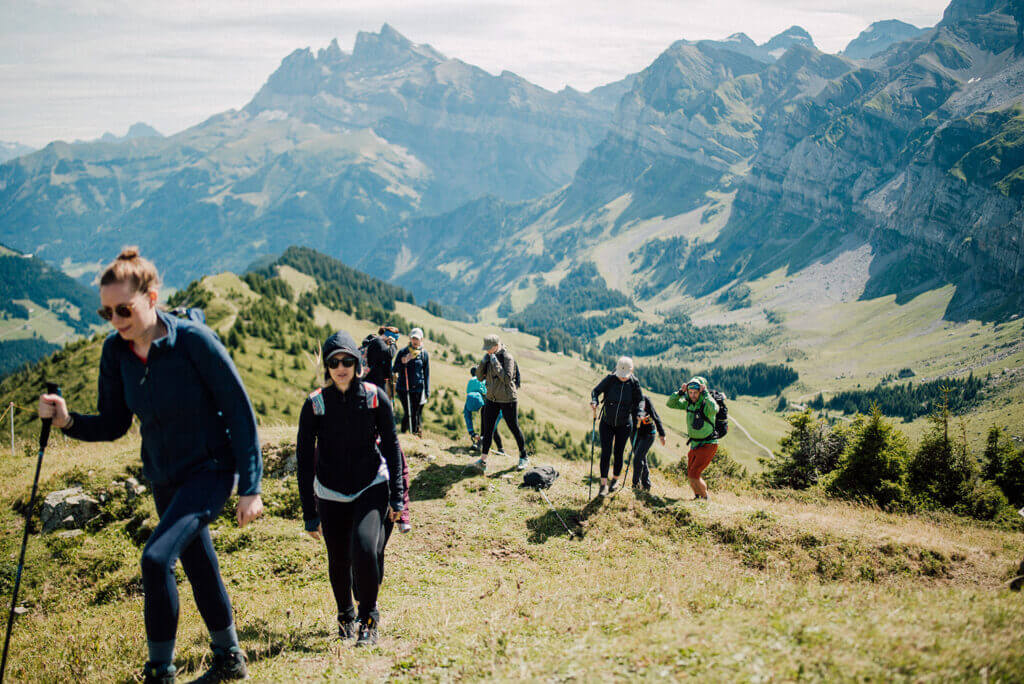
[634,396,665,438]
[393,345,429,394]
[63,309,262,495]
[296,381,405,530]
[592,374,645,428]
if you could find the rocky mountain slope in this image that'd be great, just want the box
[0,26,624,285]
[0,243,99,375]
[0,141,34,164]
[368,0,1024,323]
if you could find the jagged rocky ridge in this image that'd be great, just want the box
[0,26,627,285]
[367,0,1024,321]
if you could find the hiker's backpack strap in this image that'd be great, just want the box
[363,382,379,410]
[308,387,326,416]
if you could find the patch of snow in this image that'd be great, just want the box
[256,109,289,122]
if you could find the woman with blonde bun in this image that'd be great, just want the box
[38,247,262,683]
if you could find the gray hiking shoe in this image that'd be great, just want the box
[472,457,487,473]
[355,617,378,647]
[338,615,358,640]
[192,645,248,682]
[517,456,529,471]
[608,478,619,493]
[598,483,609,497]
[143,662,176,684]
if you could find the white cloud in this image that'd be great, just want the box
[2,0,950,147]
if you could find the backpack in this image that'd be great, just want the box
[308,381,380,416]
[522,465,559,489]
[709,389,728,438]
[170,306,206,325]
[359,334,377,379]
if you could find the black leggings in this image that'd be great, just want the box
[318,482,388,622]
[397,390,423,433]
[142,469,235,643]
[632,432,655,488]
[480,400,526,458]
[599,419,632,478]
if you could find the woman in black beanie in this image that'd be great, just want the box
[296,331,405,647]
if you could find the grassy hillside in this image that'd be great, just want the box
[0,246,102,377]
[1,420,1022,681]
[1,255,1023,681]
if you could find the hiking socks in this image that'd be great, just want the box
[147,639,175,669]
[210,623,240,651]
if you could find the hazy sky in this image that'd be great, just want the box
[1,0,950,148]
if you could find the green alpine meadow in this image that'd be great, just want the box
[1,0,1024,680]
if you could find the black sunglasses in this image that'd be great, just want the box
[97,302,138,321]
[327,356,358,369]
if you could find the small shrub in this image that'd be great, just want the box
[761,410,847,489]
[825,407,909,508]
[959,479,1012,521]
[907,405,976,509]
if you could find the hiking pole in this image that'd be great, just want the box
[2,382,59,683]
[619,427,638,494]
[536,488,575,538]
[588,412,597,499]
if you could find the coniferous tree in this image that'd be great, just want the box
[907,397,977,509]
[761,411,847,489]
[825,407,909,507]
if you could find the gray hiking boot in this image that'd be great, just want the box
[338,615,358,640]
[598,483,609,497]
[608,478,619,493]
[355,617,378,647]
[517,456,529,471]
[192,645,248,682]
[143,662,176,684]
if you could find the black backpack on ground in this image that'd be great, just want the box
[522,466,559,489]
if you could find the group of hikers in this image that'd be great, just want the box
[34,247,725,682]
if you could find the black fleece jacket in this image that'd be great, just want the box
[591,374,645,427]
[296,381,405,530]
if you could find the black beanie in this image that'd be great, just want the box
[322,330,362,374]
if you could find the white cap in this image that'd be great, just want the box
[615,356,634,379]
[409,327,424,339]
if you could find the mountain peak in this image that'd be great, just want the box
[761,26,816,55]
[96,123,162,145]
[842,20,926,60]
[724,32,757,47]
[379,23,408,44]
[126,122,162,139]
[318,37,345,63]
[352,24,445,64]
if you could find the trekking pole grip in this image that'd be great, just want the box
[39,382,60,450]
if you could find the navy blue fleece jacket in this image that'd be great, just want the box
[63,309,263,495]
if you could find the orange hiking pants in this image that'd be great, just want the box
[687,443,717,479]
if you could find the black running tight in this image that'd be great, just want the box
[480,400,526,458]
[599,419,632,478]
[318,482,388,623]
